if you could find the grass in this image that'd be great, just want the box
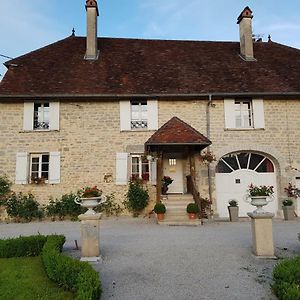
[0,256,74,300]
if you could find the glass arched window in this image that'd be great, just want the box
[216,152,274,173]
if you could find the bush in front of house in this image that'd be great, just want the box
[124,179,149,216]
[0,235,47,258]
[272,255,300,299]
[3,192,44,222]
[42,235,102,300]
[0,175,12,202]
[95,193,124,216]
[45,193,86,220]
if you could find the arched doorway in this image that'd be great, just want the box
[215,152,278,217]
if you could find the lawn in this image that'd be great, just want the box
[0,256,74,300]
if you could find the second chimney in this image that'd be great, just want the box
[85,0,99,60]
[237,7,255,61]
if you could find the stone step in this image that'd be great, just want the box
[164,200,192,206]
[158,219,202,226]
[165,194,194,200]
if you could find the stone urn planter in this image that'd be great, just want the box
[282,199,295,220]
[75,196,106,215]
[228,200,239,222]
[249,196,272,214]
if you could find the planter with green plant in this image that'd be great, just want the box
[154,202,166,221]
[282,199,294,220]
[246,184,274,214]
[161,176,173,195]
[282,183,300,221]
[186,203,199,219]
[228,199,239,222]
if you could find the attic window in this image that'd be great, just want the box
[131,101,148,129]
[34,103,50,130]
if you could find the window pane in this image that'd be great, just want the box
[237,152,249,169]
[41,171,49,179]
[31,171,39,178]
[256,158,274,173]
[216,160,233,173]
[249,153,264,170]
[42,155,49,163]
[32,157,39,163]
[222,155,238,170]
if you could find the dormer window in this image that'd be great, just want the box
[131,101,148,129]
[34,103,50,130]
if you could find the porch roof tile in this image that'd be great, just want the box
[145,117,211,146]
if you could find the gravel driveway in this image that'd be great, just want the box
[1,217,299,300]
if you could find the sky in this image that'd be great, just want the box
[1,0,300,79]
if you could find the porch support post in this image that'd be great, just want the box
[156,152,163,202]
[189,148,196,179]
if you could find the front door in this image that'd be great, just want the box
[163,158,184,194]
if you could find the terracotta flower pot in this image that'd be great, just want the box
[157,213,165,221]
[188,213,197,219]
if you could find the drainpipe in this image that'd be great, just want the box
[206,94,213,212]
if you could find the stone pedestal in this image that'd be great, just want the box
[247,212,276,258]
[78,213,102,262]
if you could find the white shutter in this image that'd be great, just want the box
[15,152,29,184]
[23,102,34,131]
[252,99,265,129]
[116,152,128,185]
[150,160,157,185]
[147,100,158,130]
[49,101,60,130]
[224,99,236,129]
[120,101,131,131]
[49,152,61,184]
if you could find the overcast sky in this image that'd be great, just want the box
[1,0,300,78]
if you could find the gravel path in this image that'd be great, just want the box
[1,217,299,300]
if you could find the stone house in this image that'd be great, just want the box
[1,2,300,220]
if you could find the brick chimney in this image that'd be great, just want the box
[237,7,255,61]
[85,0,99,60]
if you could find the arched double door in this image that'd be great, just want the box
[215,152,278,217]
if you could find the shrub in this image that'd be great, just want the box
[45,193,85,220]
[4,192,44,222]
[0,235,47,258]
[272,255,300,299]
[124,179,149,216]
[0,175,11,203]
[282,199,294,206]
[154,202,166,214]
[95,193,123,216]
[42,235,102,299]
[186,203,199,214]
[228,199,238,207]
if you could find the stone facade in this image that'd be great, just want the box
[0,99,300,215]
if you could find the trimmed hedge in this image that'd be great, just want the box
[272,255,300,299]
[0,235,47,258]
[0,235,102,300]
[42,235,102,300]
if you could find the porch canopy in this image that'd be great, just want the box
[145,116,211,153]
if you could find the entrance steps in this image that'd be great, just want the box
[158,194,202,226]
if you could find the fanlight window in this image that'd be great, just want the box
[216,152,274,173]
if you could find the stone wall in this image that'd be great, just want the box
[0,99,300,215]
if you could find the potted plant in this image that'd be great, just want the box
[282,199,295,220]
[75,186,106,215]
[199,150,216,165]
[161,176,173,195]
[228,199,239,222]
[154,202,166,221]
[282,183,300,220]
[246,184,274,214]
[186,203,199,219]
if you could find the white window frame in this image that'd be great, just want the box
[131,101,148,129]
[234,99,253,128]
[34,102,50,130]
[30,153,50,183]
[131,154,151,181]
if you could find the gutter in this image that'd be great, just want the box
[206,95,213,213]
[1,92,300,100]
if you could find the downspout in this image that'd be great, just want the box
[206,94,213,213]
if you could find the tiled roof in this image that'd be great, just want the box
[1,36,300,97]
[145,117,211,145]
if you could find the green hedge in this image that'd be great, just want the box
[42,235,102,300]
[0,235,102,300]
[272,255,300,299]
[0,235,47,258]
